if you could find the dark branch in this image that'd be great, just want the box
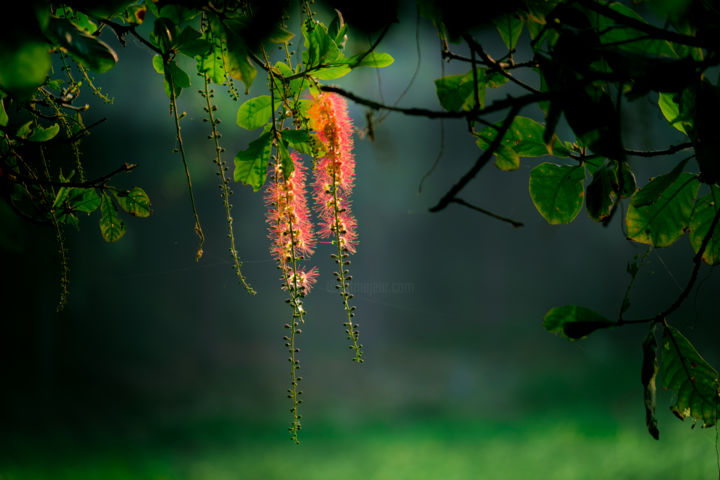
[451,198,524,228]
[319,85,551,120]
[462,35,542,94]
[350,23,392,68]
[620,198,720,325]
[429,104,522,213]
[10,162,137,189]
[99,18,162,54]
[625,143,693,157]
[578,0,711,49]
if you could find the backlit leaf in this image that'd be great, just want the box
[529,163,585,224]
[234,131,273,191]
[494,14,523,50]
[688,188,720,265]
[45,17,118,73]
[237,95,274,130]
[99,192,126,242]
[661,325,720,428]
[113,187,151,218]
[626,172,699,247]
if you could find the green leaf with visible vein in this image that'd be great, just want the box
[45,17,118,73]
[237,95,274,130]
[234,131,273,191]
[661,325,720,428]
[113,187,151,218]
[626,172,699,247]
[529,163,585,224]
[688,188,720,265]
[494,14,523,50]
[99,192,126,242]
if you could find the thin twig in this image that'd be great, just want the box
[429,104,522,212]
[625,143,692,157]
[319,85,551,120]
[451,198,524,227]
[462,34,542,94]
[620,201,720,325]
[9,163,136,188]
[578,0,711,49]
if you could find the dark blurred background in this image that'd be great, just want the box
[1,3,719,479]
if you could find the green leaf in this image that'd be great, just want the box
[435,73,479,112]
[0,40,51,95]
[16,120,33,139]
[661,325,720,428]
[312,65,352,80]
[225,39,256,94]
[45,17,118,73]
[268,25,294,44]
[543,305,615,340]
[618,161,637,198]
[302,20,340,67]
[642,327,660,440]
[0,97,7,127]
[593,3,677,58]
[113,187,151,218]
[153,56,190,98]
[176,26,211,57]
[234,131,273,191]
[237,95,274,130]
[585,163,617,222]
[631,158,690,207]
[270,62,307,98]
[158,4,197,25]
[27,123,60,142]
[99,192,126,242]
[659,92,688,135]
[626,172,699,247]
[435,68,508,112]
[281,129,313,155]
[196,41,226,85]
[56,187,100,215]
[278,138,294,179]
[342,52,394,68]
[328,10,347,48]
[476,116,557,171]
[529,163,585,224]
[688,188,720,265]
[494,14,523,50]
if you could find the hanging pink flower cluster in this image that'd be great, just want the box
[307,92,358,253]
[265,153,318,294]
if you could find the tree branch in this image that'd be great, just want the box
[578,0,711,49]
[625,143,692,157]
[620,198,720,325]
[319,85,551,120]
[451,198,524,227]
[429,104,522,213]
[462,34,542,94]
[9,162,137,189]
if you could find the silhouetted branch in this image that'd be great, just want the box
[451,198,524,227]
[429,104,522,212]
[10,162,137,189]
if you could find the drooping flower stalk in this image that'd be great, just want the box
[308,92,362,363]
[265,152,317,442]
